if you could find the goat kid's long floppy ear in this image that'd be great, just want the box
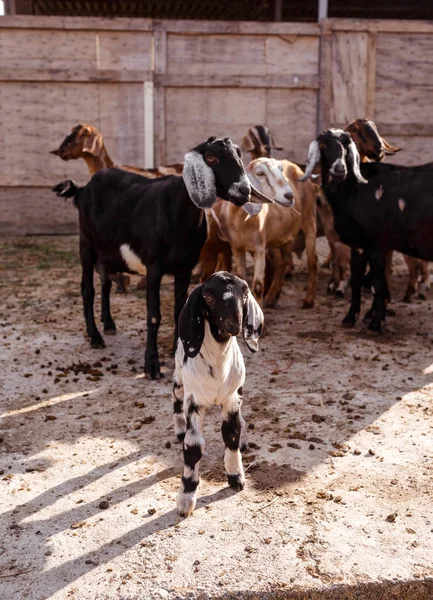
[299,140,321,182]
[178,285,206,359]
[82,131,103,157]
[241,132,256,153]
[183,151,217,208]
[243,290,264,353]
[347,139,368,184]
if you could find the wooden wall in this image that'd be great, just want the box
[1,16,433,233]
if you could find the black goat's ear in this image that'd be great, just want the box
[183,150,217,208]
[178,285,206,359]
[242,290,264,352]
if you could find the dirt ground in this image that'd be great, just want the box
[1,235,432,600]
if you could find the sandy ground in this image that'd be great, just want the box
[0,235,432,600]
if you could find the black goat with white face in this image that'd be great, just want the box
[300,128,433,332]
[53,137,272,379]
[172,271,263,517]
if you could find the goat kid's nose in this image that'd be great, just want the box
[284,192,294,201]
[224,318,241,335]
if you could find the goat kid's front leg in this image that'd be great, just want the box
[144,266,163,379]
[172,368,186,441]
[221,393,245,491]
[366,251,389,333]
[177,395,205,517]
[80,242,105,349]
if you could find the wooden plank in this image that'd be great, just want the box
[375,88,433,135]
[0,15,153,31]
[164,87,267,164]
[0,187,78,235]
[153,30,167,75]
[266,89,318,164]
[366,31,376,119]
[0,68,152,82]
[155,19,320,35]
[325,18,433,34]
[153,85,166,167]
[330,31,368,127]
[166,33,319,77]
[155,73,318,89]
[317,25,332,133]
[376,33,433,88]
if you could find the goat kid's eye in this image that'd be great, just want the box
[203,294,216,307]
[205,154,219,165]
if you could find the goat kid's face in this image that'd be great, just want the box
[183,137,273,209]
[300,129,367,185]
[178,272,264,358]
[51,124,102,160]
[247,158,295,208]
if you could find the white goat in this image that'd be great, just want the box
[216,157,319,308]
[172,271,264,517]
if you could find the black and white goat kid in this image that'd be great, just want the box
[53,137,272,379]
[172,272,263,517]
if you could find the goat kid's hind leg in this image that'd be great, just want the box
[221,393,245,491]
[342,249,367,328]
[80,242,105,349]
[144,266,163,379]
[177,395,205,517]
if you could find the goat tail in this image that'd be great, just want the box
[52,180,80,208]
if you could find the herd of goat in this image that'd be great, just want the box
[50,119,433,515]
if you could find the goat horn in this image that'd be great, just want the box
[249,182,274,204]
[299,140,320,182]
[381,137,401,154]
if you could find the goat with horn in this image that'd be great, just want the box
[300,128,433,333]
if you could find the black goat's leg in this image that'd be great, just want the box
[173,271,192,354]
[342,249,367,327]
[367,251,388,333]
[144,266,163,379]
[80,242,104,348]
[101,277,116,334]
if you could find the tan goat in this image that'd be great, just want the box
[216,158,318,308]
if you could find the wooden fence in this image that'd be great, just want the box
[1,16,433,233]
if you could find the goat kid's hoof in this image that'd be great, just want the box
[302,300,314,309]
[144,369,163,380]
[263,298,277,309]
[227,473,245,491]
[335,289,345,299]
[176,432,186,443]
[386,307,396,317]
[418,292,428,301]
[177,492,196,517]
[103,324,117,335]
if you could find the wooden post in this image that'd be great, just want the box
[317,20,332,133]
[144,81,154,168]
[153,28,167,166]
[274,0,282,22]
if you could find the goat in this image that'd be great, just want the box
[173,271,263,517]
[300,128,433,332]
[51,123,183,178]
[216,158,318,308]
[241,125,283,160]
[345,120,428,303]
[52,137,272,379]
